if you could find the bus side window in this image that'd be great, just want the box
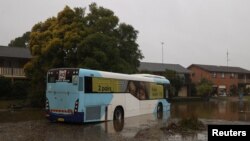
[78,77,83,91]
[84,77,92,93]
[164,85,169,99]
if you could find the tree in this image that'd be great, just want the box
[229,84,237,96]
[24,3,143,106]
[8,32,30,47]
[196,78,213,97]
[163,70,184,97]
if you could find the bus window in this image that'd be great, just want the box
[84,77,92,93]
[78,77,83,91]
[48,76,56,83]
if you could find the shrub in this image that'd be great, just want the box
[0,76,12,98]
[196,78,213,97]
[11,80,29,99]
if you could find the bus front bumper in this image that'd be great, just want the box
[46,111,84,123]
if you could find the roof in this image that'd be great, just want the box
[0,46,31,59]
[188,64,250,74]
[139,62,190,74]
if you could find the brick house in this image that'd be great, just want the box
[139,62,191,97]
[0,46,31,81]
[188,64,250,96]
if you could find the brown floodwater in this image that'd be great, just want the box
[170,99,250,121]
[0,98,250,141]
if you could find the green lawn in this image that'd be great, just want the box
[244,95,250,102]
[0,99,25,109]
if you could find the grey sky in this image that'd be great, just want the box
[1,0,250,69]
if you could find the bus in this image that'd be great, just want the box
[45,68,170,123]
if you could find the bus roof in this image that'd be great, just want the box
[79,68,170,84]
[48,68,170,84]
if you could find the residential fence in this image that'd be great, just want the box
[0,67,26,78]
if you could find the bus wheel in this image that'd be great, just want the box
[113,107,124,132]
[157,103,163,119]
[113,107,124,121]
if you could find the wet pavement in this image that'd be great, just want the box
[0,98,250,141]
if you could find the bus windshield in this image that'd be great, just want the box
[47,69,82,93]
[47,69,79,84]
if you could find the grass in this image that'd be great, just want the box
[160,116,205,136]
[0,99,25,109]
[244,95,250,102]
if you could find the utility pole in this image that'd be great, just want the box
[161,42,164,63]
[227,49,229,69]
[226,49,229,95]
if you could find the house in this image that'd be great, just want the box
[0,46,31,81]
[188,64,250,96]
[138,62,191,97]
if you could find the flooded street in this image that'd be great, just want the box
[1,99,250,141]
[171,98,250,121]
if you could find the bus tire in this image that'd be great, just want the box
[113,107,124,132]
[113,107,124,121]
[157,103,163,119]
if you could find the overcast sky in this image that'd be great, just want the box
[1,0,250,69]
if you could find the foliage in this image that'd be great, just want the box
[161,116,205,136]
[0,77,29,99]
[163,70,184,97]
[190,82,197,96]
[178,116,205,131]
[23,3,143,106]
[8,32,30,47]
[229,84,237,96]
[11,81,29,99]
[196,78,213,97]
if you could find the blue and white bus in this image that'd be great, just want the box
[46,68,170,123]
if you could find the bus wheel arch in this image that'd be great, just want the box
[113,106,124,121]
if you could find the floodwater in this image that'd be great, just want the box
[171,98,250,122]
[0,99,250,141]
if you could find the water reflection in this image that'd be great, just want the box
[45,123,110,141]
[0,108,44,123]
[0,114,207,141]
[170,99,250,121]
[1,100,250,141]
[113,119,124,132]
[43,112,170,141]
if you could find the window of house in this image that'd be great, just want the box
[247,74,250,79]
[192,73,195,77]
[230,73,235,78]
[238,74,244,79]
[212,72,216,78]
[221,73,225,78]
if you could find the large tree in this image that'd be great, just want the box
[24,3,143,105]
[8,32,30,47]
[163,70,184,97]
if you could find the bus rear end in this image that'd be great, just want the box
[46,68,84,123]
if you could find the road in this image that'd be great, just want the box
[1,98,250,141]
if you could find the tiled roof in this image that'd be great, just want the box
[188,64,250,74]
[0,46,31,59]
[139,62,190,74]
